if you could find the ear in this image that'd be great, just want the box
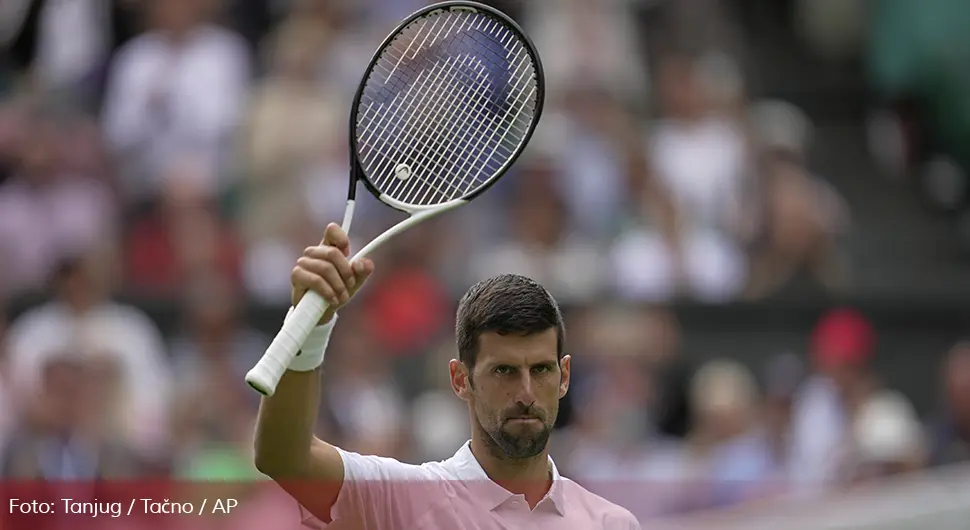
[558,354,571,399]
[449,359,472,401]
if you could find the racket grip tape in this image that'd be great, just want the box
[245,292,331,396]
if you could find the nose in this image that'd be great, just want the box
[514,371,537,406]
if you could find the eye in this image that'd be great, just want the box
[532,364,554,374]
[494,365,513,375]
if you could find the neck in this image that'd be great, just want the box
[161,25,197,45]
[65,297,96,315]
[469,435,552,506]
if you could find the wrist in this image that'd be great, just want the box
[285,308,338,372]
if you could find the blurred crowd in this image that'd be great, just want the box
[0,0,967,525]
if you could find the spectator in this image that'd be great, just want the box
[240,15,343,303]
[1,355,142,479]
[560,351,658,521]
[361,223,452,365]
[4,250,172,461]
[927,342,970,467]
[523,0,649,107]
[556,306,681,521]
[610,53,749,303]
[849,389,925,484]
[0,102,117,300]
[466,156,607,304]
[788,308,878,497]
[645,358,775,515]
[100,0,251,201]
[169,272,268,471]
[321,312,409,460]
[530,86,637,240]
[648,53,750,239]
[2,0,142,109]
[744,100,851,299]
[124,161,244,297]
[410,338,469,463]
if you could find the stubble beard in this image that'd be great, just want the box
[474,403,554,460]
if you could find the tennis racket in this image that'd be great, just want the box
[245,0,546,396]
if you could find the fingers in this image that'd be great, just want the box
[352,258,375,285]
[322,223,351,257]
[291,228,376,310]
[291,266,334,307]
[303,245,356,291]
[296,253,353,307]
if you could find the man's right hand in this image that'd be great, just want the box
[291,223,375,325]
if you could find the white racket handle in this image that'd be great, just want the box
[245,289,330,396]
[244,199,463,396]
[246,199,355,396]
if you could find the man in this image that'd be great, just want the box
[787,307,877,496]
[254,223,640,529]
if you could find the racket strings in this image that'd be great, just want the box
[360,55,484,202]
[355,9,539,207]
[376,48,531,206]
[402,37,535,203]
[363,13,499,201]
[364,53,491,203]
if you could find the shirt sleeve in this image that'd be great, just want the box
[299,448,448,530]
[610,506,642,530]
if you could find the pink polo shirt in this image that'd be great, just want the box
[299,441,640,529]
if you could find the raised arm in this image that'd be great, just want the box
[253,222,374,523]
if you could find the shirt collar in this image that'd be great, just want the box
[448,440,566,516]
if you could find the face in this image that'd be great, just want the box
[450,329,570,460]
[149,0,206,34]
[658,57,704,120]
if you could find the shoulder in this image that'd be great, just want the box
[562,478,641,529]
[110,33,163,69]
[5,304,66,347]
[336,447,454,482]
[196,25,251,59]
[97,303,162,334]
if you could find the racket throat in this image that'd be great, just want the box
[341,199,356,233]
[350,198,467,262]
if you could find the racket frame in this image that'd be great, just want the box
[348,0,546,214]
[245,0,545,396]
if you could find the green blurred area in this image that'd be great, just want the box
[176,446,264,482]
[869,0,970,166]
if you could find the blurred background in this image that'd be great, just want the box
[2,0,970,527]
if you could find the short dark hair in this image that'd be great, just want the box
[456,274,565,372]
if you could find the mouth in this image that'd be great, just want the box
[506,417,542,425]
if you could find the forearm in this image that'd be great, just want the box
[255,364,348,521]
[253,314,339,478]
[254,367,323,476]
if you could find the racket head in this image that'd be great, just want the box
[348,1,545,213]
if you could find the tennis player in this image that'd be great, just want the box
[254,223,640,529]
